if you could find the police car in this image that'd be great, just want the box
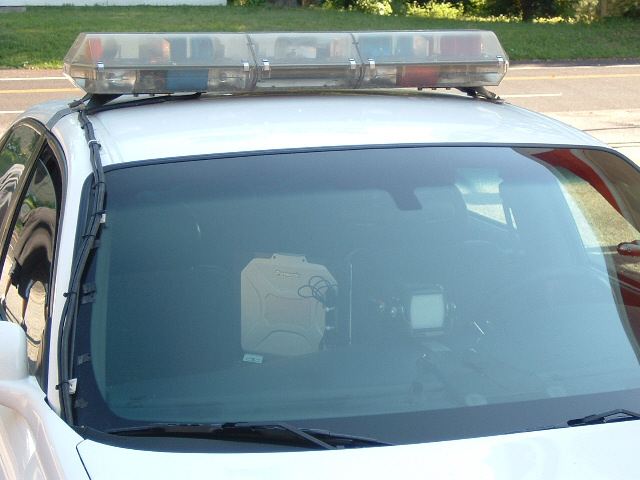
[1,30,640,479]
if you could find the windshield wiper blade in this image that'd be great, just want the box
[568,409,640,426]
[224,422,392,449]
[221,422,336,450]
[106,423,225,440]
[107,422,390,450]
[110,422,334,449]
[302,428,391,448]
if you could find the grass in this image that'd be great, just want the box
[0,5,639,68]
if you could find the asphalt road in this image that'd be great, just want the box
[493,62,640,163]
[1,62,640,162]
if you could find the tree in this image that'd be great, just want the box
[484,0,574,19]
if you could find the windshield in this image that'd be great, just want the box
[72,146,640,448]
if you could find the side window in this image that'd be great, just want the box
[0,144,61,379]
[0,125,40,228]
[560,167,640,277]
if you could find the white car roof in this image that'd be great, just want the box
[22,91,603,168]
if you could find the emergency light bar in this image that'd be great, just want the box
[63,31,509,96]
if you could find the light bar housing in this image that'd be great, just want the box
[63,31,509,96]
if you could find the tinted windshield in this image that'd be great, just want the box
[72,146,640,447]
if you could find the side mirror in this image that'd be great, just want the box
[0,321,29,381]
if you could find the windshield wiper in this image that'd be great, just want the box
[568,409,640,426]
[296,426,392,449]
[221,422,336,450]
[107,422,391,450]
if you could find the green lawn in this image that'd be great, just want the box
[1,5,639,68]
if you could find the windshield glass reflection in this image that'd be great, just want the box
[73,146,640,445]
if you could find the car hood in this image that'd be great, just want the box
[77,420,638,479]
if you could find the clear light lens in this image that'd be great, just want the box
[62,31,509,95]
[247,32,363,90]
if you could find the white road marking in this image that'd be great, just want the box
[0,77,67,81]
[501,93,563,98]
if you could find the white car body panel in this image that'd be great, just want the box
[0,386,87,480]
[0,368,87,479]
[24,93,604,168]
[88,94,603,164]
[76,421,639,480]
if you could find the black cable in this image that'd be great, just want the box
[58,100,106,423]
[297,275,337,310]
[298,275,339,349]
[85,92,202,116]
